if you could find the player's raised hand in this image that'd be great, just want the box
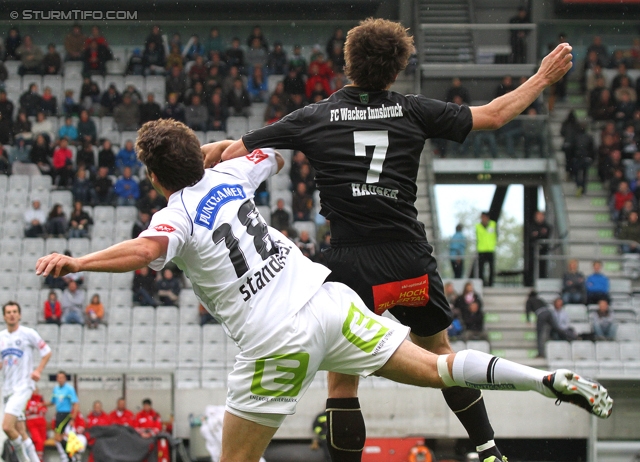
[202,140,235,169]
[35,252,80,278]
[537,43,573,86]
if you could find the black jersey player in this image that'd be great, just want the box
[204,18,574,462]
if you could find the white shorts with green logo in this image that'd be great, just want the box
[226,281,410,419]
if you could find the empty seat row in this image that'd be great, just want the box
[546,340,640,377]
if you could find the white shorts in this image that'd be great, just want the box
[226,281,410,421]
[3,387,33,420]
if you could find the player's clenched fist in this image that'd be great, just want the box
[537,43,573,86]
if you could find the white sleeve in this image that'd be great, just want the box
[29,328,52,357]
[213,148,279,192]
[138,206,191,271]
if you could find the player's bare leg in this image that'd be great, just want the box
[411,330,503,462]
[326,372,365,462]
[2,414,32,462]
[220,411,277,462]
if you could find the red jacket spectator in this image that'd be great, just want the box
[305,73,331,100]
[44,292,62,324]
[86,401,112,447]
[612,182,635,211]
[109,408,135,427]
[135,399,162,438]
[25,392,47,461]
[52,145,73,170]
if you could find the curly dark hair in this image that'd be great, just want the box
[136,119,204,193]
[344,18,414,91]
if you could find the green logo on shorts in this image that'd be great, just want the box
[342,303,389,353]
[250,352,310,397]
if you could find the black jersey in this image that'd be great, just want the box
[242,86,473,244]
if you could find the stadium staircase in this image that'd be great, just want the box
[482,287,545,367]
[549,80,622,277]
[418,0,475,64]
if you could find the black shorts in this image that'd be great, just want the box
[323,241,453,337]
[54,412,72,434]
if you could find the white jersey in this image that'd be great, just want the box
[0,325,51,394]
[140,149,331,356]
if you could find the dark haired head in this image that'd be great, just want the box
[2,301,21,315]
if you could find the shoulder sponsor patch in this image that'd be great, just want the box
[195,183,247,229]
[154,224,176,233]
[246,149,269,164]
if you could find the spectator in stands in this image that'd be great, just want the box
[58,116,78,143]
[32,111,55,142]
[207,92,228,131]
[590,88,616,121]
[79,84,100,115]
[10,137,31,168]
[615,91,636,129]
[13,112,32,143]
[161,92,186,123]
[449,224,466,279]
[586,260,611,304]
[267,42,288,75]
[610,181,635,221]
[44,291,62,325]
[292,182,313,222]
[535,298,573,358]
[509,6,530,64]
[0,90,14,123]
[246,38,268,72]
[226,77,252,117]
[83,39,110,76]
[562,259,586,304]
[184,95,208,131]
[68,200,93,238]
[283,68,306,96]
[184,34,204,62]
[85,294,104,329]
[621,125,638,158]
[445,77,471,105]
[271,198,291,233]
[285,44,305,76]
[137,189,166,216]
[142,41,166,76]
[475,212,497,287]
[29,134,52,175]
[60,280,85,324]
[40,87,58,117]
[165,65,187,103]
[525,290,546,323]
[247,25,268,50]
[224,38,245,73]
[135,399,162,438]
[113,94,140,132]
[156,268,180,306]
[139,93,161,125]
[529,210,552,279]
[0,144,9,174]
[582,52,604,93]
[131,211,151,238]
[110,398,135,427]
[473,127,498,158]
[46,203,67,236]
[76,140,95,173]
[204,66,223,95]
[166,44,183,71]
[99,84,122,117]
[24,198,47,237]
[125,48,144,75]
[93,166,114,205]
[454,281,487,341]
[572,124,595,196]
[205,27,223,56]
[591,299,617,341]
[587,36,608,65]
[184,81,205,107]
[114,166,140,206]
[42,43,62,75]
[5,27,21,60]
[521,107,544,157]
[188,55,208,84]
[296,230,317,261]
[64,25,86,61]
[618,211,640,253]
[222,66,242,94]
[305,63,331,100]
[98,140,116,173]
[16,35,43,75]
[495,75,516,97]
[247,66,268,103]
[116,140,140,173]
[19,83,43,117]
[52,138,74,188]
[132,266,158,307]
[85,25,109,49]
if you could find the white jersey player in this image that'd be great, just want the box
[1,302,52,462]
[35,120,612,462]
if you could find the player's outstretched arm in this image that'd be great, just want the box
[470,43,572,131]
[31,350,52,382]
[202,140,236,168]
[36,237,168,278]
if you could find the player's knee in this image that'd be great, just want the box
[2,421,15,436]
[411,331,452,354]
[327,373,359,398]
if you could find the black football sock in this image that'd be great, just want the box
[325,398,365,462]
[442,387,502,460]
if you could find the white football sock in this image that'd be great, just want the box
[22,438,40,462]
[438,350,555,398]
[10,436,30,462]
